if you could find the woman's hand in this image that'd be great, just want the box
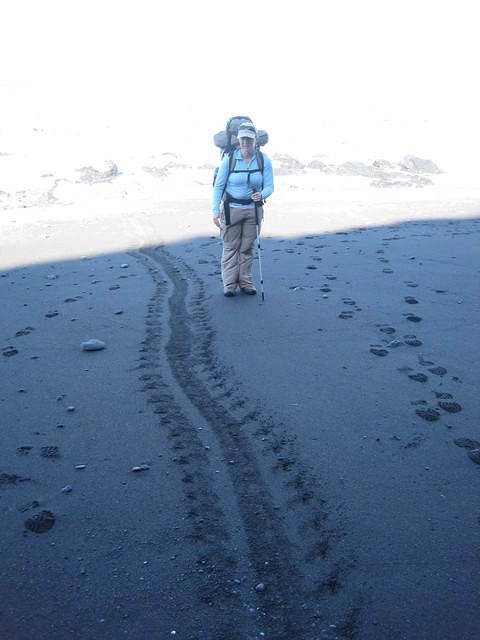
[213,214,221,228]
[252,191,262,202]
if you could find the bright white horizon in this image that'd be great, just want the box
[1,0,479,169]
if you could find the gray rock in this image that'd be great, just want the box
[132,464,150,472]
[81,339,105,351]
[401,155,442,174]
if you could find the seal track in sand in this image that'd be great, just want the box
[135,253,250,639]
[137,246,360,639]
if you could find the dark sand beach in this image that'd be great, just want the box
[1,183,479,639]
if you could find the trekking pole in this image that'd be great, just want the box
[253,193,265,302]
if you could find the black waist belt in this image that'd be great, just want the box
[227,195,254,206]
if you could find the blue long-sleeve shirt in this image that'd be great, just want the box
[212,148,274,214]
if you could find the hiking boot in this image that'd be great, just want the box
[224,290,236,297]
[241,287,257,296]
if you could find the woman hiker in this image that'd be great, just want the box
[213,122,274,297]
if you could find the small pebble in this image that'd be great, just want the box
[132,464,150,472]
[61,484,73,493]
[81,339,105,352]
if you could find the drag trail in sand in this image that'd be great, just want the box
[137,246,360,638]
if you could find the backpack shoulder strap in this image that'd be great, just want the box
[229,150,237,174]
[256,149,264,174]
[256,150,264,190]
[221,151,237,200]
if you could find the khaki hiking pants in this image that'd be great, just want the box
[220,206,263,293]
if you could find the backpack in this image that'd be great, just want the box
[212,115,268,187]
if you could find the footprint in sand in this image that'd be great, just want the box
[405,313,422,323]
[438,400,462,413]
[415,408,440,422]
[45,310,59,318]
[17,446,33,455]
[370,347,388,357]
[405,281,419,288]
[15,327,35,337]
[382,268,394,274]
[404,296,419,304]
[339,311,354,319]
[408,373,428,383]
[429,366,447,377]
[379,325,396,335]
[404,335,422,347]
[40,446,60,458]
[454,438,480,465]
[3,346,19,357]
[25,510,55,533]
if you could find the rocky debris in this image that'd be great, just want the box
[372,175,434,188]
[142,166,168,179]
[272,153,306,176]
[76,160,119,183]
[307,154,441,188]
[81,339,105,351]
[400,155,442,174]
[61,484,73,493]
